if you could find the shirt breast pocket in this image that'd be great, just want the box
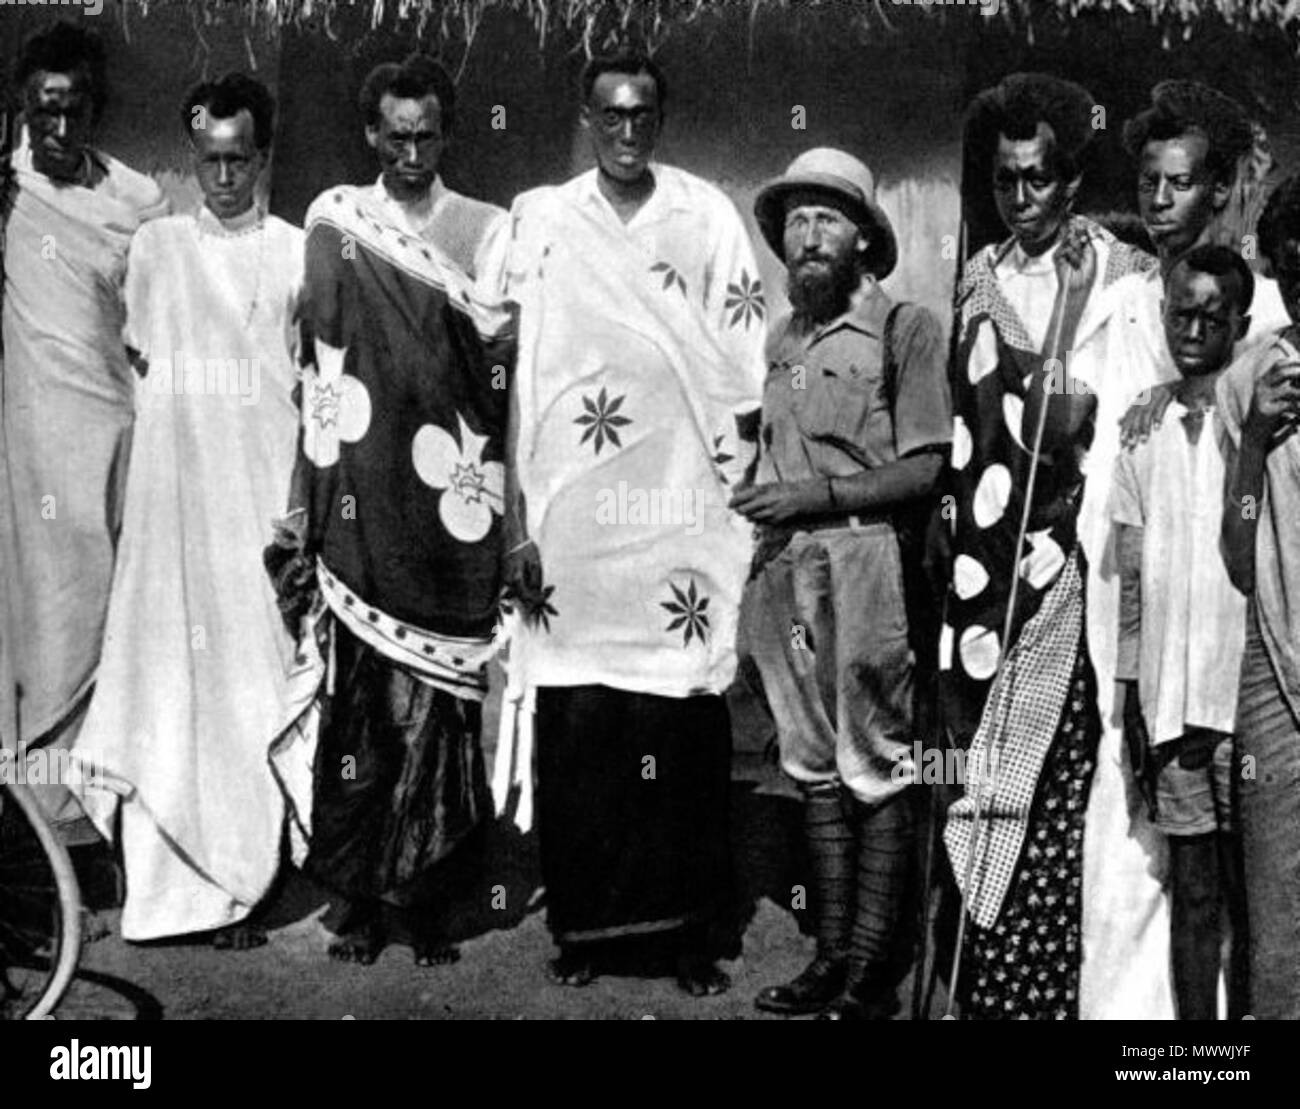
[795,365,888,456]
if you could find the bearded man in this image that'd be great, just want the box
[737,148,951,1020]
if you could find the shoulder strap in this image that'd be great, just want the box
[883,301,909,411]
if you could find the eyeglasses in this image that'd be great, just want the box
[592,106,659,134]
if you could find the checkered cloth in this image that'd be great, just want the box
[956,217,1156,356]
[944,549,1084,929]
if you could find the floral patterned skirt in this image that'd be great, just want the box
[958,643,1100,1019]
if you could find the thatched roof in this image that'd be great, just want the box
[127,0,1300,54]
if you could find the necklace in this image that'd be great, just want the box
[242,217,268,328]
[196,205,268,327]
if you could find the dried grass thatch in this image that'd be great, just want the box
[122,0,1300,55]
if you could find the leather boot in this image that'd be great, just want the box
[755,782,852,1014]
[819,789,916,1020]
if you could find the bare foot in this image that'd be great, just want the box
[80,908,113,945]
[212,922,268,951]
[676,953,731,997]
[413,940,460,967]
[548,948,597,987]
[327,902,384,965]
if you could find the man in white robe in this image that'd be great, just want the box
[2,23,167,845]
[75,74,309,944]
[487,53,766,994]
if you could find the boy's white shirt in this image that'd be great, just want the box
[1110,398,1247,744]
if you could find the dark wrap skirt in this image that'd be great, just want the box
[534,685,732,945]
[305,623,492,906]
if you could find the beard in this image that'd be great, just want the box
[787,247,861,325]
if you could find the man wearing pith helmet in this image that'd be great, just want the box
[735,147,951,1019]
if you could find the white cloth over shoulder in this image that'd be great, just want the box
[485,165,766,698]
[1,131,167,744]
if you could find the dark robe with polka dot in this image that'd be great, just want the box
[940,217,1155,743]
[938,216,1155,1017]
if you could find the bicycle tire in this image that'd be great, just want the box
[0,782,82,1019]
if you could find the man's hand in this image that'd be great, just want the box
[1120,680,1158,822]
[1245,347,1300,445]
[1120,380,1177,448]
[127,345,149,380]
[729,480,827,525]
[502,538,555,630]
[504,538,543,598]
[1054,224,1097,296]
[263,509,316,641]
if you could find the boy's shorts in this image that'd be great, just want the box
[1154,728,1234,836]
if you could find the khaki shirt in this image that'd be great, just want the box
[756,283,951,484]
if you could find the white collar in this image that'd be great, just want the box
[999,237,1061,278]
[195,203,265,237]
[577,163,687,221]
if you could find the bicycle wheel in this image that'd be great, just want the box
[0,782,82,1019]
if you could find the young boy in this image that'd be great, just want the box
[1219,174,1300,1019]
[1112,244,1253,1020]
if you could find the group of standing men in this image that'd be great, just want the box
[4,18,1300,1021]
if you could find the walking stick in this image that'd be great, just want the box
[943,227,1084,1018]
[911,215,967,1022]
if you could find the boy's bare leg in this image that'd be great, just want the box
[1218,828,1249,1020]
[1170,833,1220,1020]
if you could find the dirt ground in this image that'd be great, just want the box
[53,681,938,1021]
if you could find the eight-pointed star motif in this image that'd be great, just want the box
[661,578,711,647]
[412,412,505,544]
[574,386,632,455]
[302,356,372,469]
[725,269,766,330]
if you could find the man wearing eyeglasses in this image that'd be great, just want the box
[484,53,766,996]
[2,22,166,850]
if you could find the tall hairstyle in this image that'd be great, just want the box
[360,53,456,135]
[1170,243,1255,314]
[580,52,667,112]
[964,71,1097,184]
[16,21,109,123]
[181,73,276,153]
[1122,80,1253,186]
[1257,174,1300,274]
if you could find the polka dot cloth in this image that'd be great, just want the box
[958,642,1100,1020]
[939,257,1084,742]
[939,223,1154,746]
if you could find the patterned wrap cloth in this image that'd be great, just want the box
[939,216,1158,963]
